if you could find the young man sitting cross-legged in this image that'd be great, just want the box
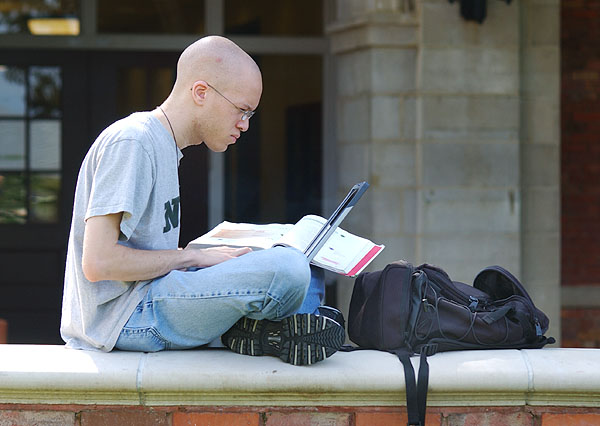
[60,35,344,366]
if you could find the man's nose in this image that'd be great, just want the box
[237,118,250,132]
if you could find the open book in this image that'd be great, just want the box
[189,215,384,277]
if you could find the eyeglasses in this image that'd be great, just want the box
[206,83,256,121]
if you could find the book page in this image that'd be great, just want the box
[311,227,369,272]
[280,215,383,275]
[188,221,294,250]
[276,215,328,251]
[189,215,384,276]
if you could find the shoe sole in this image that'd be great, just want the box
[318,306,345,329]
[222,314,345,366]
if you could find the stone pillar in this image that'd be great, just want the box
[519,0,561,343]
[326,0,419,313]
[418,0,521,280]
[327,0,560,343]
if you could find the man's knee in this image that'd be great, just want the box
[260,247,311,310]
[270,246,311,289]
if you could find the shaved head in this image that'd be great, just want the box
[173,36,261,95]
[157,36,262,150]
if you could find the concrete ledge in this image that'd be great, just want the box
[0,345,598,408]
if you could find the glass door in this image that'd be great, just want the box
[0,50,87,343]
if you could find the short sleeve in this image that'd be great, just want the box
[85,139,154,240]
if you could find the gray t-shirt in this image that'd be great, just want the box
[61,111,183,351]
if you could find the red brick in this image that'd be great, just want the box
[80,409,169,426]
[356,412,407,426]
[356,411,441,426]
[542,413,600,426]
[561,0,600,301]
[561,308,600,348]
[0,410,76,425]
[0,319,7,344]
[173,412,259,426]
[263,412,351,426]
[446,411,531,426]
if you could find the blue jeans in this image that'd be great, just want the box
[114,246,324,352]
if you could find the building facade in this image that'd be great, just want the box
[0,0,595,348]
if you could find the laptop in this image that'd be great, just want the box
[303,181,369,262]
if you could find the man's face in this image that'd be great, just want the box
[201,74,262,153]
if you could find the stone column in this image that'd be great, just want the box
[327,0,560,343]
[326,0,419,312]
[519,0,561,343]
[418,0,522,280]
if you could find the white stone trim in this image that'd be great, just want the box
[0,345,597,407]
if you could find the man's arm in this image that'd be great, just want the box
[82,213,251,283]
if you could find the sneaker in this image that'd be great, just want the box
[221,313,345,366]
[317,305,345,329]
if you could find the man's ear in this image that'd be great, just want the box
[190,81,209,105]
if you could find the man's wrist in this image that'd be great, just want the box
[177,246,200,270]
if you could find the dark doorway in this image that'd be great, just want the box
[0,50,87,343]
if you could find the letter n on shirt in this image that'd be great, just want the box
[163,196,180,233]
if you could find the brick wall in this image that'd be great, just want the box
[562,308,600,348]
[0,405,599,426]
[561,0,600,286]
[561,0,600,348]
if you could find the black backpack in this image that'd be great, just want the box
[346,260,555,426]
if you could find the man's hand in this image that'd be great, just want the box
[82,213,251,282]
[183,245,252,268]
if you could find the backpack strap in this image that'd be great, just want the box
[394,348,431,426]
[482,305,512,324]
[416,349,430,425]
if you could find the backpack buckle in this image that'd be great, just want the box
[420,343,438,356]
[468,296,479,312]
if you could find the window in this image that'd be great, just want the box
[97,0,205,34]
[225,0,323,36]
[116,66,175,118]
[0,65,62,224]
[0,0,80,35]
[225,55,322,224]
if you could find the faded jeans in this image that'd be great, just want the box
[114,246,325,352]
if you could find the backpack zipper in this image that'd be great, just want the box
[491,294,543,337]
[422,266,481,308]
[468,296,482,312]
